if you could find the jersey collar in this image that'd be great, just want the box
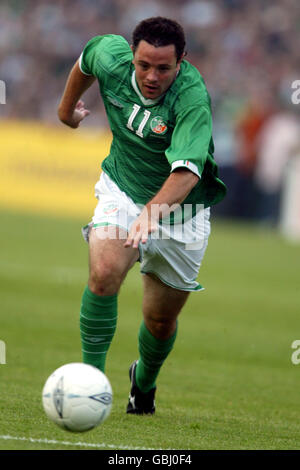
[131,71,163,106]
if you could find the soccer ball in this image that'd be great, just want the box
[42,362,112,432]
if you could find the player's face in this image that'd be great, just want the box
[132,40,182,99]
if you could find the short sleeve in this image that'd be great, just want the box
[79,34,131,79]
[79,36,105,76]
[165,105,213,178]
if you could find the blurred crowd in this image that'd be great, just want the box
[0,0,299,223]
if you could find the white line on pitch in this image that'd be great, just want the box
[0,434,162,450]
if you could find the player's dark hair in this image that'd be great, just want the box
[132,17,186,62]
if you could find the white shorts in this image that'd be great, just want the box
[82,172,211,292]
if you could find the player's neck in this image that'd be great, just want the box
[131,71,163,106]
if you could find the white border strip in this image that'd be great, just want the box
[171,160,200,178]
[0,434,162,450]
[78,53,93,76]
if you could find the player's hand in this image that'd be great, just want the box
[68,100,90,128]
[124,208,158,249]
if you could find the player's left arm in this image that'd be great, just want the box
[124,168,199,248]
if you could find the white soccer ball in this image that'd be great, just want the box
[42,362,112,432]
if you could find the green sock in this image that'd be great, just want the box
[79,286,117,373]
[136,321,178,393]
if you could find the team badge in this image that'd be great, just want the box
[150,116,168,135]
[103,203,119,215]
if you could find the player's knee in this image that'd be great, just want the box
[88,264,122,296]
[146,318,176,340]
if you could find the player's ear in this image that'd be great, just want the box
[177,52,186,65]
[130,44,135,63]
[176,52,185,71]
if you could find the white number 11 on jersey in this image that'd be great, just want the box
[126,104,151,138]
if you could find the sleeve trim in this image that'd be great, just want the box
[171,160,201,178]
[78,52,93,76]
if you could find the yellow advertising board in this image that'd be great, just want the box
[0,121,111,219]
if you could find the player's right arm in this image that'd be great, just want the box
[58,60,96,128]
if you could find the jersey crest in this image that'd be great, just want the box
[150,116,168,135]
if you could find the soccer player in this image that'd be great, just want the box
[58,17,226,415]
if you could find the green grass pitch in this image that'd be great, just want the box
[0,208,300,450]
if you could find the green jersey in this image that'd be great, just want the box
[80,34,226,209]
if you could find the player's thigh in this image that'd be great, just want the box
[88,226,139,293]
[142,273,189,338]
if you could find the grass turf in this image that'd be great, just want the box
[0,208,300,450]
